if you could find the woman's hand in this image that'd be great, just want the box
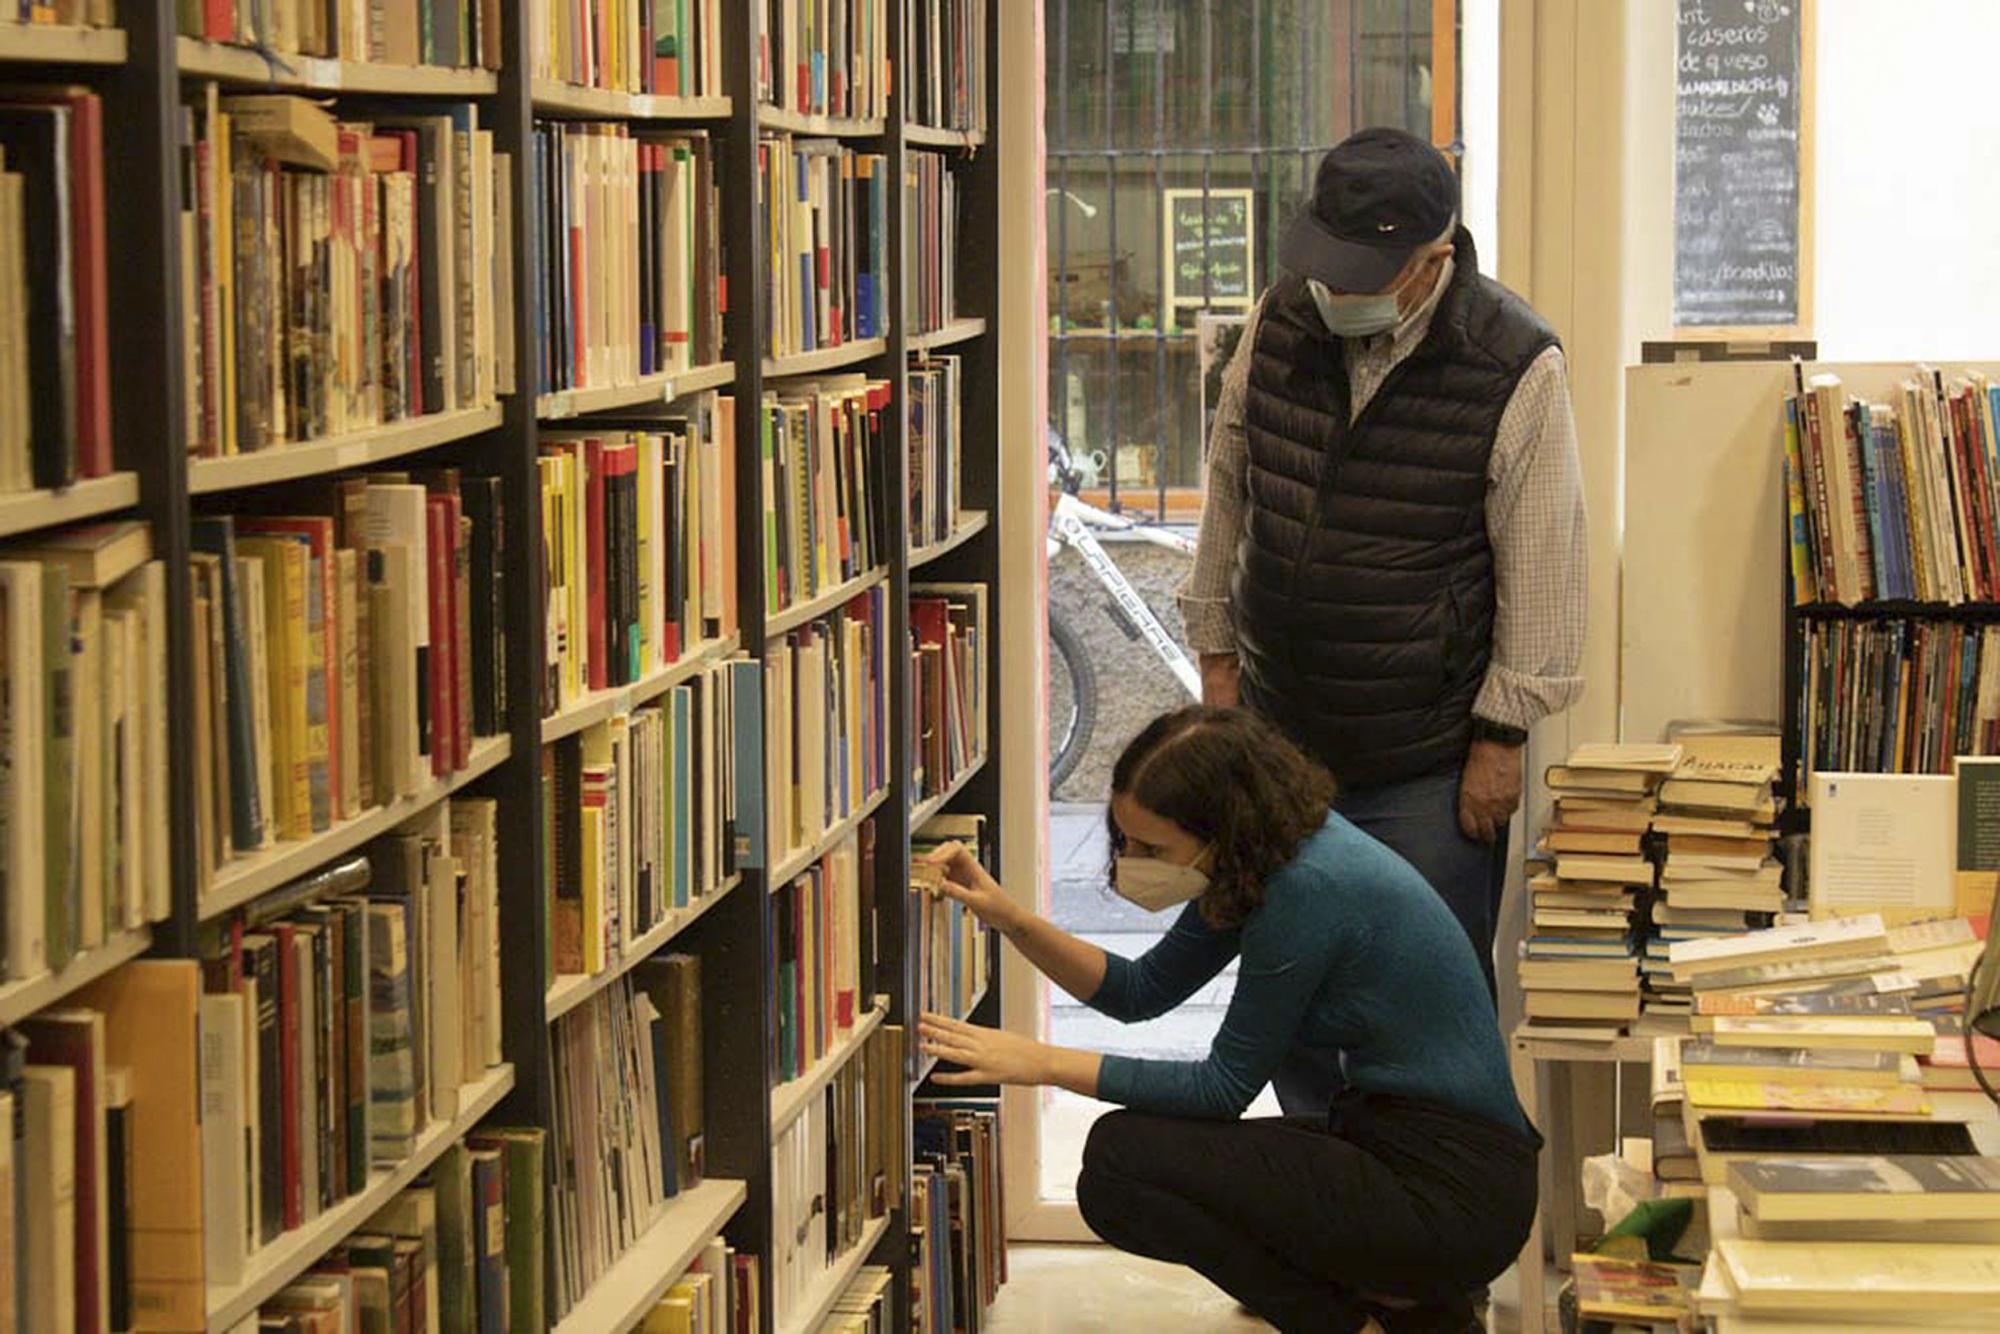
[919,1013,1052,1086]
[922,841,1024,934]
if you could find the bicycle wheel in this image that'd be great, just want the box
[1049,611,1097,793]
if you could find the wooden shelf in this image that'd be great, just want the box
[912,981,992,1086]
[176,38,497,95]
[188,406,502,495]
[910,752,989,830]
[204,1063,514,1331]
[762,337,890,379]
[909,511,990,568]
[909,317,987,351]
[756,104,886,137]
[0,21,125,64]
[765,567,888,638]
[771,1000,890,1140]
[545,875,744,1024]
[904,123,985,149]
[1511,1023,1658,1065]
[0,926,153,1028]
[775,1213,893,1334]
[552,1178,749,1334]
[201,736,511,922]
[532,79,731,121]
[536,362,737,421]
[0,472,140,539]
[769,788,892,890]
[541,635,743,745]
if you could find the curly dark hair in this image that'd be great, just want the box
[1106,706,1337,929]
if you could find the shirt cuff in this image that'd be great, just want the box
[1095,1053,1142,1107]
[1474,662,1585,732]
[1176,593,1238,657]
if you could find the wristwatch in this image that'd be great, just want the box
[1471,716,1529,747]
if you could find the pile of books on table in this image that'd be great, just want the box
[1645,735,1785,1020]
[1520,743,1677,1039]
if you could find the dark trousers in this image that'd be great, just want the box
[1076,1092,1541,1333]
[1272,766,1510,1118]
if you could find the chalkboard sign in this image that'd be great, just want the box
[1162,188,1255,322]
[1673,0,1810,330]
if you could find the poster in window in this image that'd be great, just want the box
[1163,188,1255,327]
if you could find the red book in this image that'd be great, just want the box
[273,921,303,1231]
[205,0,233,40]
[584,437,609,691]
[21,1010,107,1334]
[569,200,586,390]
[424,498,456,776]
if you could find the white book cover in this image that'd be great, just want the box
[1809,773,1955,921]
[199,992,248,1286]
[1670,913,1887,976]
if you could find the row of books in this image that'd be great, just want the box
[184,92,511,458]
[547,959,706,1320]
[199,797,508,1288]
[530,121,724,400]
[538,414,739,714]
[541,665,757,981]
[905,0,989,133]
[189,471,508,878]
[176,0,505,70]
[1785,364,2000,606]
[1,524,169,983]
[906,150,959,336]
[752,376,890,617]
[1795,616,2000,793]
[770,1020,902,1330]
[910,813,991,1027]
[213,1128,542,1334]
[631,1236,760,1334]
[825,1266,895,1333]
[911,1100,1005,1334]
[764,585,889,864]
[757,136,889,360]
[529,0,725,100]
[754,0,890,122]
[0,87,112,494]
[773,825,870,1086]
[9,3,112,28]
[912,584,987,803]
[1525,737,1782,1037]
[908,353,966,552]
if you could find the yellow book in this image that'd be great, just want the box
[1682,1079,1930,1118]
[639,1296,695,1334]
[580,801,605,976]
[1717,1236,2000,1314]
[1706,1015,1936,1054]
[239,536,312,840]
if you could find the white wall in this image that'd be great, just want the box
[1814,0,2000,361]
[1462,0,1500,271]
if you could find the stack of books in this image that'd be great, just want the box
[538,413,741,715]
[0,86,112,495]
[907,353,965,551]
[754,0,891,123]
[1522,743,1676,1038]
[912,1099,1006,1334]
[1647,734,1784,1018]
[771,1021,901,1330]
[642,1234,761,1333]
[184,93,511,457]
[1,523,171,978]
[177,3,506,70]
[827,1265,896,1332]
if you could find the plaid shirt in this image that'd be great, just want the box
[1177,259,1587,731]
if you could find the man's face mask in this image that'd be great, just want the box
[1307,251,1438,338]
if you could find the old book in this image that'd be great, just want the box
[468,1147,505,1334]
[364,902,419,1164]
[1565,742,1685,773]
[1524,990,1641,1022]
[22,1064,76,1334]
[1682,1080,1930,1118]
[1691,991,1915,1030]
[1730,1156,2000,1223]
[1716,1236,2000,1313]
[1683,1041,1916,1088]
[426,1144,475,1334]
[368,1186,440,1334]
[0,562,45,980]
[470,1129,544,1334]
[1571,1254,1700,1325]
[1705,1015,1937,1054]
[100,1066,128,1334]
[1544,829,1645,855]
[1670,914,1890,982]
[21,1008,108,1334]
[1553,853,1653,884]
[200,990,249,1288]
[1517,958,1644,992]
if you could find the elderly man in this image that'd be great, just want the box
[1180,126,1586,1116]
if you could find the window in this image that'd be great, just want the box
[1046,0,1458,517]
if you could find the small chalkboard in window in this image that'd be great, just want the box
[1162,188,1255,328]
[1673,0,1813,334]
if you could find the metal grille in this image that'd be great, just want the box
[1046,0,1453,518]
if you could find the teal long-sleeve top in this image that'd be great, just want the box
[1092,812,1525,1130]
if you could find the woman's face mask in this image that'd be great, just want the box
[1113,846,1214,913]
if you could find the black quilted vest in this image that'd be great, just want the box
[1234,228,1557,789]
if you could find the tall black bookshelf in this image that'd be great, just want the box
[0,3,1009,1330]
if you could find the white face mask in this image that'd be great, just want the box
[1113,849,1213,913]
[1308,278,1402,338]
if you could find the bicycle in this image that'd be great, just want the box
[1046,432,1201,791]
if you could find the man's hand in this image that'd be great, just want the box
[1459,737,1524,843]
[1200,652,1241,708]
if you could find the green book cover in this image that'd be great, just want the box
[429,1143,476,1334]
[472,1129,546,1334]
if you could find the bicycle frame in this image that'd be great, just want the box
[1047,491,1202,700]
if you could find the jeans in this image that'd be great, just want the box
[1272,766,1509,1118]
[1075,1091,1541,1333]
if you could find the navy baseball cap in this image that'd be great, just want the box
[1278,128,1459,293]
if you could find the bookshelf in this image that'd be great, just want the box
[776,1214,894,1334]
[1,1,1009,1328]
